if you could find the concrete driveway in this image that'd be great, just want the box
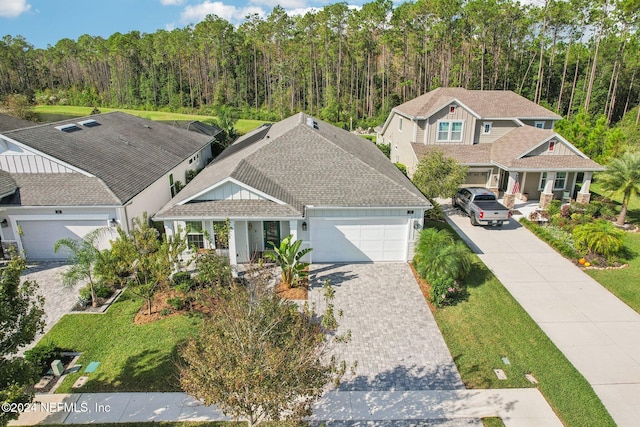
[445,203,640,427]
[309,263,465,392]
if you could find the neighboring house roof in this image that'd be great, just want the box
[1,112,213,204]
[168,120,223,138]
[394,87,562,120]
[156,112,430,219]
[0,173,120,206]
[0,170,17,198]
[0,113,36,132]
[413,126,604,172]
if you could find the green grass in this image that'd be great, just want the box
[586,232,640,313]
[590,181,640,224]
[31,105,265,135]
[425,221,616,427]
[35,291,201,393]
[481,418,505,427]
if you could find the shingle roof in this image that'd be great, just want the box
[411,126,604,172]
[157,113,430,219]
[412,143,493,166]
[2,112,213,203]
[0,173,120,206]
[0,113,36,132]
[158,200,301,219]
[168,120,223,137]
[395,88,562,119]
[0,170,17,197]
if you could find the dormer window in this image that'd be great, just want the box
[449,105,456,114]
[482,122,492,135]
[535,121,545,129]
[549,140,555,152]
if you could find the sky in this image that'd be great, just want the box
[0,0,355,49]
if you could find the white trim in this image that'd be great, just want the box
[428,99,482,119]
[512,118,525,127]
[538,171,567,191]
[534,121,545,129]
[177,177,288,206]
[0,136,94,176]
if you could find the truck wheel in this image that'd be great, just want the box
[470,214,479,226]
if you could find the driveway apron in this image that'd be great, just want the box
[309,263,465,392]
[446,205,640,427]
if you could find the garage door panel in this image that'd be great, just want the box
[18,220,106,260]
[311,218,408,263]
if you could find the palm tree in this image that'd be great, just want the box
[573,220,624,259]
[598,151,640,226]
[264,235,312,289]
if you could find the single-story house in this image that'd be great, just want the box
[0,112,215,260]
[154,112,431,265]
[377,88,604,208]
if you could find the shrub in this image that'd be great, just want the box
[166,296,185,310]
[573,220,624,260]
[394,162,408,176]
[520,219,582,259]
[547,199,562,216]
[172,271,195,294]
[24,341,65,375]
[430,277,460,307]
[79,283,112,301]
[195,251,233,288]
[424,199,445,221]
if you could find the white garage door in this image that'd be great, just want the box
[18,220,106,260]
[310,217,409,262]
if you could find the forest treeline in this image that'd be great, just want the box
[1,0,639,129]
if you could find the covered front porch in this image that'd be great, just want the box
[500,170,596,209]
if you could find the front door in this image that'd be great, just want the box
[264,221,281,250]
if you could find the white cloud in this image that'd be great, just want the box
[0,0,31,18]
[249,0,308,9]
[160,0,185,5]
[286,6,319,17]
[181,1,265,24]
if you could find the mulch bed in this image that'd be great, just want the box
[409,262,437,313]
[275,281,308,300]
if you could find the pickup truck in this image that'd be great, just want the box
[452,187,511,226]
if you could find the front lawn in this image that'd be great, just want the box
[35,291,201,393]
[424,222,615,427]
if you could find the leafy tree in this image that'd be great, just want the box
[1,256,45,427]
[597,151,640,225]
[54,229,110,308]
[2,94,36,121]
[104,214,188,315]
[264,234,312,289]
[573,220,624,259]
[411,149,468,199]
[179,264,348,426]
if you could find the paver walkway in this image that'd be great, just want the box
[309,263,464,393]
[446,204,640,427]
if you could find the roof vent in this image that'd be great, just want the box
[306,117,319,129]
[78,119,100,128]
[55,123,82,133]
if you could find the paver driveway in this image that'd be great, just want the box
[309,263,465,392]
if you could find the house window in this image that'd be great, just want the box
[539,172,567,190]
[449,105,456,114]
[535,121,545,129]
[437,121,463,142]
[398,117,403,131]
[549,140,555,151]
[482,122,492,135]
[186,221,205,250]
[169,174,176,197]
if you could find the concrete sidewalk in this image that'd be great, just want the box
[10,389,562,426]
[446,205,640,427]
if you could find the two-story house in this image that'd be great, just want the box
[0,112,215,260]
[377,88,604,208]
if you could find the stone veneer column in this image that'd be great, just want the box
[539,171,556,209]
[576,171,593,204]
[576,192,591,204]
[503,193,516,209]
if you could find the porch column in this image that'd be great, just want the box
[540,171,556,209]
[577,171,593,204]
[228,220,238,276]
[289,220,298,242]
[520,172,528,201]
[503,171,518,209]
